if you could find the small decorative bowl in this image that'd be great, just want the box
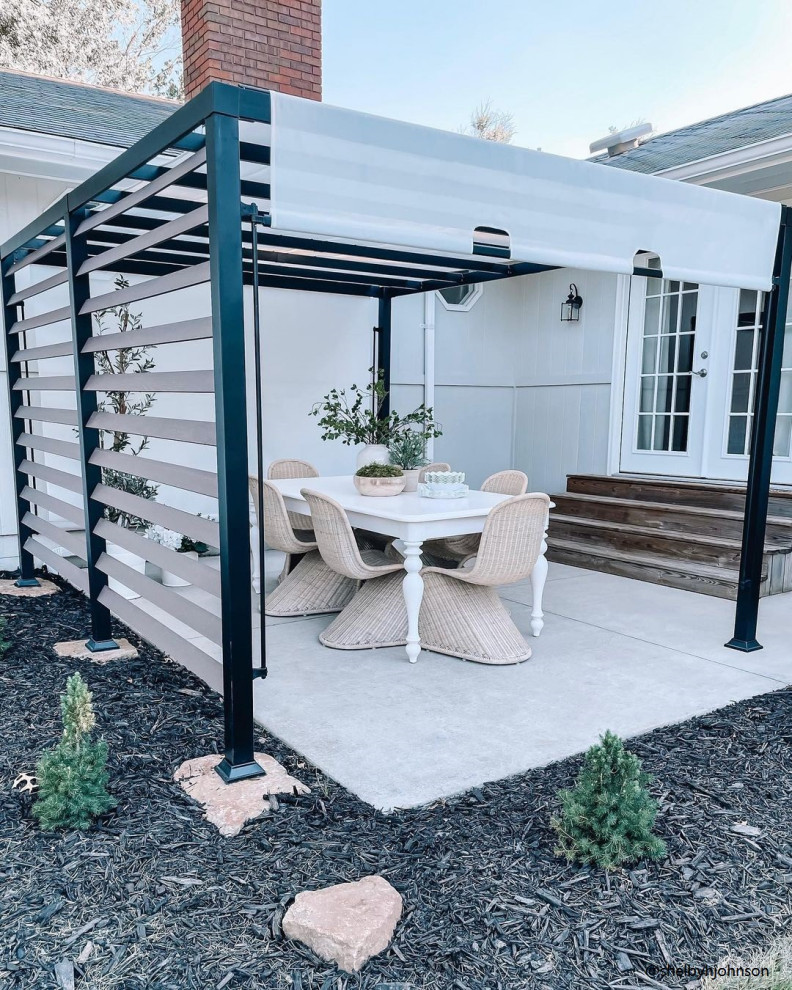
[354,475,406,497]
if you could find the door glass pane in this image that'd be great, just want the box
[634,274,698,452]
[639,378,655,412]
[653,416,671,450]
[730,372,751,413]
[642,337,657,374]
[655,376,673,412]
[725,289,765,459]
[774,416,792,457]
[728,415,748,455]
[672,416,689,452]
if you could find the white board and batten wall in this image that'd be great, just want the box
[391,267,619,494]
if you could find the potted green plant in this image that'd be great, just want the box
[353,462,406,497]
[310,368,442,469]
[388,428,433,492]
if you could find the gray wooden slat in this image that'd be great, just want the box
[25,537,88,593]
[76,148,207,235]
[14,406,78,426]
[90,448,218,497]
[8,233,66,273]
[96,552,221,644]
[22,511,84,557]
[86,411,215,445]
[82,316,213,353]
[79,204,210,275]
[9,305,71,334]
[8,269,69,303]
[99,586,222,693]
[12,340,74,362]
[21,485,84,526]
[84,371,214,393]
[94,519,220,595]
[91,483,219,546]
[17,432,81,461]
[13,375,76,391]
[79,262,211,315]
[19,459,82,494]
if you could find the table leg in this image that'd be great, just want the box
[530,553,548,637]
[401,540,424,663]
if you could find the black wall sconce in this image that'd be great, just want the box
[561,283,583,322]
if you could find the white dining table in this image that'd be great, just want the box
[269,476,551,663]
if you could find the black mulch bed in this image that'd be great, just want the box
[1,578,791,990]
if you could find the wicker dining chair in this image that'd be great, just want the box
[418,493,550,664]
[267,459,320,531]
[301,488,408,650]
[418,461,451,482]
[422,468,530,565]
[252,479,359,617]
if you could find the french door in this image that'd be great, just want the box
[620,263,792,485]
[620,260,714,476]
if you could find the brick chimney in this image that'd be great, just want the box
[180,0,321,101]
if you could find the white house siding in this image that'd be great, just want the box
[391,267,618,492]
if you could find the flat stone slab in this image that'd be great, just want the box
[283,875,403,973]
[53,638,138,663]
[0,578,59,597]
[174,752,310,836]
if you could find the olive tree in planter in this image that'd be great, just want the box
[388,427,437,492]
[93,277,158,597]
[310,368,442,469]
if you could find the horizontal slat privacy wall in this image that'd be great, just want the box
[0,109,254,731]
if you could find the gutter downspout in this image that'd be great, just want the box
[422,291,436,460]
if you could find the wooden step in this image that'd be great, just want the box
[545,538,767,600]
[548,513,791,569]
[551,493,792,542]
[566,473,792,517]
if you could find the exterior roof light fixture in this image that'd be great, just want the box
[561,283,583,322]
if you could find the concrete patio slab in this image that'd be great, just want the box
[253,573,785,810]
[502,568,792,684]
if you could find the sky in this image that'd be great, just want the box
[322,0,792,159]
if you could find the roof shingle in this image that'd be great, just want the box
[0,69,178,149]
[593,92,792,174]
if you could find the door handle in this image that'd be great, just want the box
[692,369,708,378]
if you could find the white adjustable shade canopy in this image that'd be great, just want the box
[269,94,781,291]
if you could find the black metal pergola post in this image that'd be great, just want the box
[206,109,265,783]
[727,204,792,652]
[376,293,393,416]
[65,208,119,650]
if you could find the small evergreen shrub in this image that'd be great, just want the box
[33,673,115,831]
[355,462,404,478]
[552,730,666,870]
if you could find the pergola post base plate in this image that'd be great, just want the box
[724,637,764,653]
[214,757,267,784]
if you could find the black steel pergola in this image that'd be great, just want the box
[1,82,788,781]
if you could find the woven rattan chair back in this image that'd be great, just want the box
[301,489,379,581]
[267,459,319,480]
[251,478,315,554]
[418,462,451,482]
[461,493,550,586]
[481,470,529,496]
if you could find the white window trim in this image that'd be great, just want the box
[436,283,483,312]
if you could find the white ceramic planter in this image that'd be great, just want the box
[353,474,406,497]
[401,468,421,492]
[164,550,197,587]
[356,444,390,470]
[107,544,146,600]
